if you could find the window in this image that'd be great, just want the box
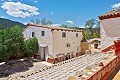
[41,31,45,36]
[62,32,66,37]
[76,33,78,37]
[66,43,70,47]
[32,32,35,37]
[77,46,80,51]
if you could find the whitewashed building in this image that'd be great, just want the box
[23,24,83,61]
[99,9,120,52]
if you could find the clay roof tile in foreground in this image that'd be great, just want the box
[99,8,120,20]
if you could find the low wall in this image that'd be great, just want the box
[87,55,120,80]
[81,42,90,53]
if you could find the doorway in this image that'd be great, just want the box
[39,46,48,61]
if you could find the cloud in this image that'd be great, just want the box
[24,22,27,25]
[79,26,84,28]
[111,3,120,8]
[66,20,73,24]
[34,1,38,3]
[51,24,61,26]
[0,16,4,18]
[1,2,40,18]
[51,11,53,14]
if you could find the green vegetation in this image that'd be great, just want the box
[83,19,100,40]
[0,18,25,30]
[30,18,52,25]
[25,38,39,57]
[60,19,100,40]
[0,26,39,63]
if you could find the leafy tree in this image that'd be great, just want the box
[0,43,9,62]
[60,24,71,28]
[25,38,39,57]
[85,19,96,30]
[30,18,52,25]
[84,19,100,39]
[0,25,27,62]
[83,26,92,40]
[60,24,80,30]
[0,26,4,30]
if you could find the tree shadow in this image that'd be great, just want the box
[0,60,33,78]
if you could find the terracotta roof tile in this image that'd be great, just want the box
[99,8,120,20]
[26,23,83,32]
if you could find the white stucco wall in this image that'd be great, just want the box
[23,26,53,59]
[52,30,82,56]
[23,26,83,59]
[100,18,120,50]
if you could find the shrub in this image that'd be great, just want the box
[0,25,27,62]
[25,38,39,57]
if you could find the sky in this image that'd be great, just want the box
[0,0,120,27]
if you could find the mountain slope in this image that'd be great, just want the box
[0,18,25,30]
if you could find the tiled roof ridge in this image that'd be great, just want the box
[99,8,120,20]
[26,23,83,32]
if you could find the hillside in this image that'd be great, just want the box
[0,18,25,30]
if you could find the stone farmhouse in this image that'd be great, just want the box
[23,24,83,62]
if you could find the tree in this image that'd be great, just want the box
[85,19,96,30]
[0,42,9,62]
[60,24,71,28]
[0,25,27,62]
[84,19,100,39]
[25,38,39,57]
[0,26,4,30]
[30,18,52,25]
[83,26,92,40]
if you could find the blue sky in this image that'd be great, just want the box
[0,0,120,27]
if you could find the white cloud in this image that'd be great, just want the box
[79,26,84,28]
[51,11,53,14]
[111,3,120,8]
[1,2,40,18]
[66,20,73,24]
[0,16,4,18]
[51,24,61,26]
[24,22,27,25]
[34,1,38,3]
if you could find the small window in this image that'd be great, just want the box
[76,33,78,37]
[32,32,35,37]
[66,43,70,47]
[62,32,66,37]
[77,46,80,51]
[41,31,45,36]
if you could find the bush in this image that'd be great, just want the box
[25,38,39,57]
[0,25,27,62]
[0,44,10,62]
[0,25,39,62]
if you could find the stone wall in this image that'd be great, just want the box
[81,42,91,54]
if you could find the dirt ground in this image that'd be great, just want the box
[0,44,101,80]
[0,59,51,80]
